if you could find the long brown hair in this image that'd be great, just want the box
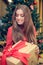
[12,4,37,44]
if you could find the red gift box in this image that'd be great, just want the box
[6,41,39,65]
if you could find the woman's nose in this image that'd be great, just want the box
[18,15,21,19]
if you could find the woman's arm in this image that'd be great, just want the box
[3,26,13,53]
[6,26,12,46]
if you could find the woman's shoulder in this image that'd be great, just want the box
[7,26,13,34]
[8,26,13,30]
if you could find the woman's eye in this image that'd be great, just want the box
[16,13,24,17]
[21,15,24,17]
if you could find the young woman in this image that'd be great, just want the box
[1,4,39,65]
[5,4,37,49]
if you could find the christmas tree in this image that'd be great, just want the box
[0,0,43,50]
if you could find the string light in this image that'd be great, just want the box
[8,0,12,3]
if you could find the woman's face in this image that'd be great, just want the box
[16,9,24,25]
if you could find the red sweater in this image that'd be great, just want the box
[3,26,13,53]
[3,26,37,52]
[6,26,13,46]
[2,26,37,65]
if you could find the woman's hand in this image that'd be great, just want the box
[8,40,22,52]
[0,52,3,57]
[35,46,39,55]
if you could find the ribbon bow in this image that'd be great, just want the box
[1,41,30,65]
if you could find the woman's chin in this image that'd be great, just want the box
[17,23,23,25]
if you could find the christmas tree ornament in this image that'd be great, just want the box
[34,0,37,5]
[30,4,34,10]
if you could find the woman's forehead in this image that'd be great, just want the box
[16,9,24,14]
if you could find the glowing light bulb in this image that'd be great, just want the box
[8,0,12,3]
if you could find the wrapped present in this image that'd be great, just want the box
[6,41,38,65]
[38,58,43,64]
[38,53,43,64]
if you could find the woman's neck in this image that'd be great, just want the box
[17,23,24,30]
